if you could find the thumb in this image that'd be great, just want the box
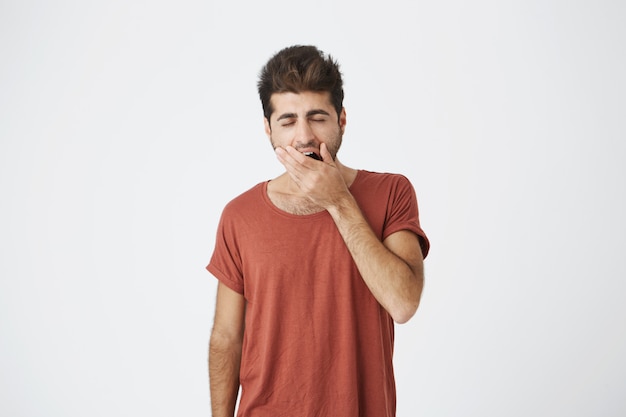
[320,143,332,161]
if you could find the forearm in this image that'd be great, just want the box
[327,194,424,323]
[209,334,242,417]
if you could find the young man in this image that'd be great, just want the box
[207,45,430,417]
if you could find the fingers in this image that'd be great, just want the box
[274,147,306,184]
[275,146,299,170]
[320,143,332,161]
[275,146,319,170]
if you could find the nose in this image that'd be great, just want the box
[294,119,315,144]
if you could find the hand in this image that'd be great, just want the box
[275,143,350,209]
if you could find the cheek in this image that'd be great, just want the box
[275,129,289,139]
[269,131,289,148]
[314,124,338,138]
[321,125,342,141]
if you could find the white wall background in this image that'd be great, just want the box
[1,1,625,416]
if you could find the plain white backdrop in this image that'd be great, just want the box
[1,1,625,416]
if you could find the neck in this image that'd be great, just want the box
[333,158,358,187]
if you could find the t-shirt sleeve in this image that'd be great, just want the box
[206,207,245,294]
[383,175,430,258]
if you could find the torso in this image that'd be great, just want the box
[208,169,427,416]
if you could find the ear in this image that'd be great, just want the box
[339,107,347,133]
[264,117,271,139]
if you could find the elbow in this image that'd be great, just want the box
[390,278,423,324]
[390,300,420,324]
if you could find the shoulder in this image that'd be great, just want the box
[220,182,267,215]
[356,169,412,183]
[353,170,414,194]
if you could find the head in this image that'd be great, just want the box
[258,45,346,160]
[257,45,344,125]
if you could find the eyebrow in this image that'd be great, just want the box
[276,109,331,122]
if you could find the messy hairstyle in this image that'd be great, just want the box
[257,45,344,123]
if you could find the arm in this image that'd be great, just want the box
[209,282,245,416]
[327,196,424,323]
[276,144,425,323]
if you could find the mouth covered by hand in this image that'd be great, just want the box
[303,151,323,161]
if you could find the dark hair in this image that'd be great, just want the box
[257,45,344,122]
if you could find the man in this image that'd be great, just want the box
[207,45,429,417]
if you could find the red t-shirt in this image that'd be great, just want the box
[208,170,429,417]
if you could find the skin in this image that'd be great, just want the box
[209,91,425,416]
